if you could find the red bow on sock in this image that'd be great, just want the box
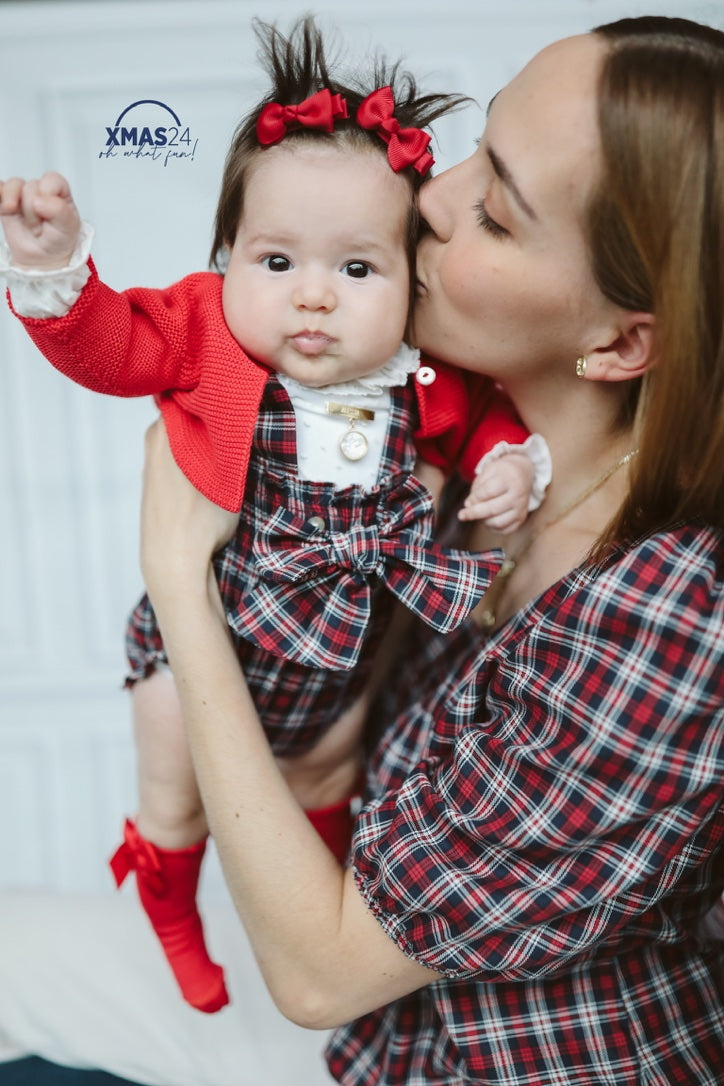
[109,817,165,896]
[356,86,434,175]
[257,88,349,145]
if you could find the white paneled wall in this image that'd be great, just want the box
[1,0,721,894]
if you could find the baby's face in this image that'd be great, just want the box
[222,143,411,387]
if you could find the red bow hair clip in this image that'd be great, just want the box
[356,86,434,176]
[257,88,349,146]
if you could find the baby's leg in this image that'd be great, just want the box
[110,669,228,1014]
[132,667,207,847]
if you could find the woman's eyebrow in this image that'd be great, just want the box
[487,143,537,221]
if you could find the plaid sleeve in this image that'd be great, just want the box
[352,527,724,980]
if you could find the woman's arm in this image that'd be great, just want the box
[139,421,441,1029]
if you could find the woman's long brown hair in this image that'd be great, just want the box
[589,16,724,550]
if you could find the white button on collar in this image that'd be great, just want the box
[415,365,436,386]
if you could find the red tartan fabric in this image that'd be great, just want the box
[127,377,498,755]
[221,457,494,671]
[326,523,724,1084]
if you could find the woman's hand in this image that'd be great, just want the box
[140,418,238,607]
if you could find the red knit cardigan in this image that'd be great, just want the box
[11,260,527,510]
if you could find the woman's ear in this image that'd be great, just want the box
[584,312,656,382]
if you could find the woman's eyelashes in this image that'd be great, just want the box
[474,199,509,239]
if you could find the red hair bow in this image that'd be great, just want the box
[356,86,434,176]
[256,88,348,146]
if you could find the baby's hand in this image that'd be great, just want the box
[458,451,535,533]
[0,171,81,270]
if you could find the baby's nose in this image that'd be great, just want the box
[293,275,336,311]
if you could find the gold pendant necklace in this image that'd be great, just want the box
[325,401,375,462]
[478,448,639,633]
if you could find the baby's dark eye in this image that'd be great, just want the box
[343,261,372,279]
[263,254,292,272]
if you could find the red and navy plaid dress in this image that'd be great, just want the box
[127,374,490,755]
[327,523,724,1085]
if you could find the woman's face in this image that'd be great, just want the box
[413,33,610,382]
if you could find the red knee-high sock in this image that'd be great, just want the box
[305,787,361,865]
[109,818,229,1014]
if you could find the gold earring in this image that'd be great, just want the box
[575,355,587,379]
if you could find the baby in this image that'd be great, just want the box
[0,17,550,1013]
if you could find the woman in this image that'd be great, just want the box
[5,13,722,1086]
[138,14,724,1084]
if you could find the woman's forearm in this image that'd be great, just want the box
[138,419,438,1023]
[151,567,438,1028]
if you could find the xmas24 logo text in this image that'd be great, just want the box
[99,100,198,166]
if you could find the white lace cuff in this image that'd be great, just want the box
[0,221,94,318]
[474,432,552,512]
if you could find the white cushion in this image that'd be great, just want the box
[0,890,335,1086]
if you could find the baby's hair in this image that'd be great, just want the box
[210,15,468,279]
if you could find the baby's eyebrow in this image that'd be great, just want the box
[246,230,393,257]
[246,230,297,247]
[337,236,391,256]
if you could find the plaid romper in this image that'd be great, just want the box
[126,373,452,756]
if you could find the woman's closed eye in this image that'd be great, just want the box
[263,254,293,272]
[474,200,509,239]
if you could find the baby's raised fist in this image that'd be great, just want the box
[0,171,81,270]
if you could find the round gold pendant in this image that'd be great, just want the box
[339,427,369,461]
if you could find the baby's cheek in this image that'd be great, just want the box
[221,290,260,352]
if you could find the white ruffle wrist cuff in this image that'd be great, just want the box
[0,220,94,318]
[474,432,552,511]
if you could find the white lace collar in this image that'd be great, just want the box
[277,342,420,400]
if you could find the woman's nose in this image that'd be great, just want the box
[292,275,336,312]
[418,167,457,243]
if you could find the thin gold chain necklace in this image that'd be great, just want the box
[478,448,639,632]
